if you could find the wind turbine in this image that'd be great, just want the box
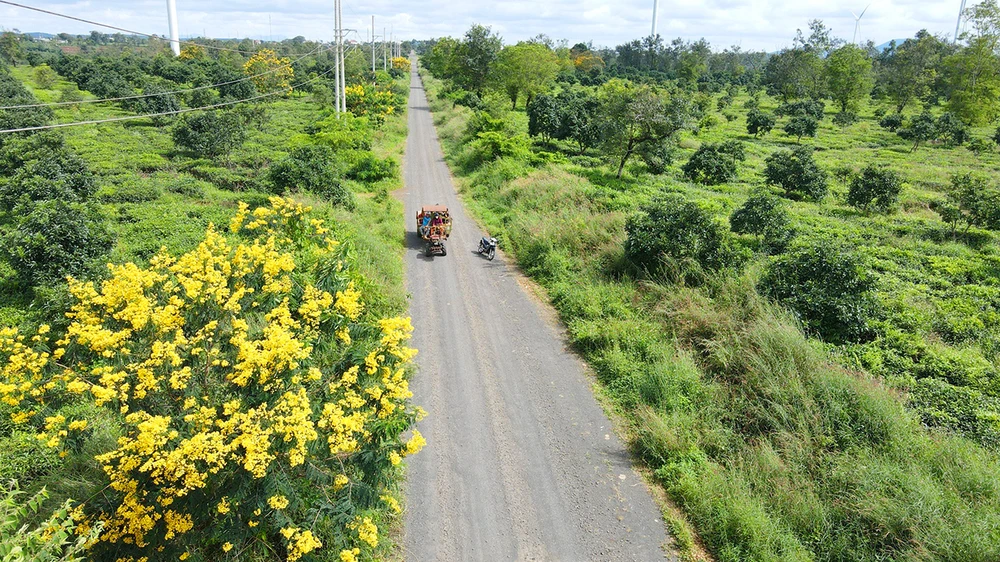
[851,4,870,45]
[954,0,968,43]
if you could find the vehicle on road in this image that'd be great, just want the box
[417,204,452,256]
[478,235,498,260]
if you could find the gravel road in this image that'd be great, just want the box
[400,65,673,562]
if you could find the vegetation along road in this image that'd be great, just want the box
[400,65,672,560]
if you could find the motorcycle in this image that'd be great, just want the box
[478,236,498,260]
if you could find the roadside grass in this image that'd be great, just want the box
[420,68,1000,561]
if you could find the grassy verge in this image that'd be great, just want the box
[419,68,1000,561]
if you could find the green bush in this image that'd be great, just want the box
[637,141,674,175]
[0,432,61,483]
[776,99,825,120]
[268,144,354,208]
[847,165,904,213]
[470,131,531,164]
[0,200,114,286]
[729,192,795,253]
[0,132,96,210]
[682,141,746,185]
[346,153,398,183]
[171,110,248,158]
[760,241,879,343]
[163,175,209,198]
[625,194,734,277]
[746,108,776,137]
[763,147,828,201]
[95,179,162,204]
[878,113,904,131]
[832,111,858,127]
[783,115,819,141]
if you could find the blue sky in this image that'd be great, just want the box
[0,0,972,51]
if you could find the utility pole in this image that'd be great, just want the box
[166,0,180,56]
[383,26,387,70]
[371,16,376,73]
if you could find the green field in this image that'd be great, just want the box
[419,64,1000,561]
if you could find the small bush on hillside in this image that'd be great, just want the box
[624,194,734,277]
[730,192,795,253]
[783,115,819,142]
[847,165,904,213]
[776,99,825,120]
[469,131,531,164]
[932,173,1000,236]
[346,153,398,183]
[682,140,746,185]
[763,147,828,201]
[268,145,354,208]
[936,112,969,147]
[1,200,114,285]
[95,180,162,204]
[832,111,858,127]
[898,111,937,151]
[879,113,904,131]
[967,137,992,155]
[637,141,674,175]
[746,108,776,137]
[171,110,248,158]
[761,241,879,343]
[0,132,96,210]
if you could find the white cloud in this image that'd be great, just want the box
[2,0,970,50]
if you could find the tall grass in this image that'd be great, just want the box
[420,68,1000,561]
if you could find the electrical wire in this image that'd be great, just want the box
[0,0,323,55]
[0,43,336,110]
[0,57,348,134]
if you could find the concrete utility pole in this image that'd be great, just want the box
[383,26,387,70]
[371,16,376,72]
[334,0,340,116]
[166,0,180,56]
[651,0,658,38]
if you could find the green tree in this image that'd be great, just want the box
[897,111,938,151]
[1,200,114,286]
[932,173,1000,235]
[847,165,904,213]
[877,30,950,112]
[764,146,828,201]
[730,191,795,253]
[171,111,248,158]
[33,64,57,89]
[491,42,559,109]
[423,37,460,78]
[682,141,746,185]
[762,48,824,101]
[945,0,1000,124]
[558,89,601,154]
[598,79,691,178]
[625,194,732,275]
[825,44,874,114]
[0,32,23,67]
[0,72,52,137]
[746,108,776,137]
[453,24,502,95]
[268,145,353,208]
[761,241,878,343]
[526,93,560,141]
[0,132,96,211]
[783,115,818,142]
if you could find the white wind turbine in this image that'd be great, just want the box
[852,4,871,45]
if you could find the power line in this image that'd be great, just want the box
[0,43,335,110]
[0,50,354,134]
[0,0,304,55]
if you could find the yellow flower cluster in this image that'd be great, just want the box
[243,49,294,94]
[0,196,423,560]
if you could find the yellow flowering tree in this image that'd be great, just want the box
[0,197,423,561]
[243,49,294,94]
[345,83,400,127]
[391,57,409,71]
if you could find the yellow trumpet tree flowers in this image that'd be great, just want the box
[0,197,423,561]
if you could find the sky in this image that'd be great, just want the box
[0,0,973,52]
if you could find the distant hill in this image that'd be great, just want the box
[25,32,55,40]
[874,39,909,52]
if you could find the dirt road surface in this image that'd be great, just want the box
[400,66,673,561]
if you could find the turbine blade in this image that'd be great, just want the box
[859,4,870,18]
